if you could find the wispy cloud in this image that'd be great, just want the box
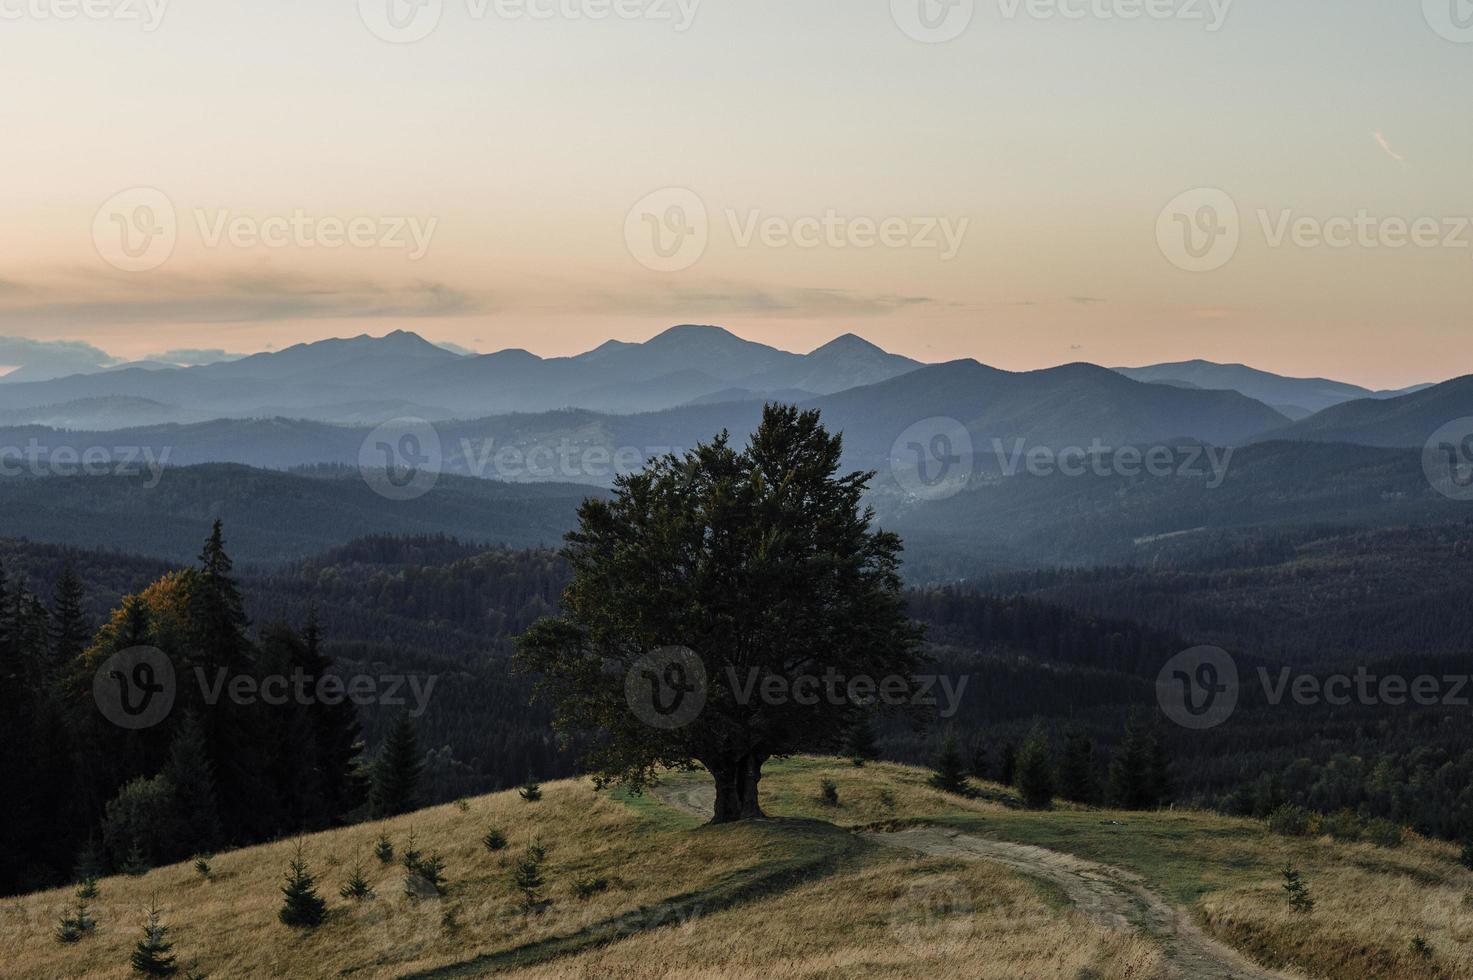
[1373,131,1406,165]
[0,269,486,329]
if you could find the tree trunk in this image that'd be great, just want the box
[708,752,767,823]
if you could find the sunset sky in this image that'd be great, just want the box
[1,0,1468,388]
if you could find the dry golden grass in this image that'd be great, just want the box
[1,758,1468,979]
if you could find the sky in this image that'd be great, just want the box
[0,0,1468,388]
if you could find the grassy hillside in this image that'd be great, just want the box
[4,759,1470,979]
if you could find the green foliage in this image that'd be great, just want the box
[370,714,422,819]
[1106,717,1170,811]
[998,742,1018,787]
[482,828,508,852]
[1410,935,1433,960]
[572,875,610,900]
[1459,841,1473,871]
[339,860,374,901]
[278,842,327,929]
[130,903,178,976]
[513,850,546,911]
[1267,804,1316,838]
[818,779,839,807]
[928,734,970,796]
[1056,729,1097,805]
[1282,865,1314,915]
[193,855,212,880]
[1016,727,1055,810]
[404,852,447,898]
[55,895,95,944]
[515,405,925,823]
[1366,818,1404,849]
[518,781,542,803]
[1322,809,1362,842]
[844,715,880,767]
[374,833,394,864]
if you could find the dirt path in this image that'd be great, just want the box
[652,781,1295,980]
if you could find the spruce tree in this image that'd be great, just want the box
[374,832,394,864]
[370,714,422,818]
[1282,865,1314,914]
[1056,729,1098,804]
[969,740,989,781]
[513,851,545,911]
[1108,717,1162,810]
[165,713,223,857]
[482,828,508,852]
[1015,727,1054,809]
[928,734,970,795]
[131,903,178,976]
[999,741,1018,787]
[340,859,374,901]
[48,567,89,670]
[844,714,881,767]
[278,841,328,928]
[519,780,542,803]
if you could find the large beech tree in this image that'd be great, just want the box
[516,405,924,822]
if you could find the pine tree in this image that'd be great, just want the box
[165,714,223,857]
[1056,729,1098,804]
[1108,717,1163,810]
[48,567,89,669]
[844,714,881,767]
[404,852,447,898]
[340,859,374,901]
[928,734,970,795]
[482,828,508,852]
[193,855,212,879]
[131,903,178,976]
[999,741,1018,787]
[374,832,395,864]
[969,740,989,781]
[55,894,95,944]
[302,608,367,820]
[370,714,422,818]
[1282,865,1314,914]
[1016,727,1054,809]
[513,851,546,911]
[278,841,327,928]
[519,780,542,803]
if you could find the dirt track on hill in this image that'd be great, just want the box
[652,781,1297,980]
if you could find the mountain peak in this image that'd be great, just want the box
[808,333,888,357]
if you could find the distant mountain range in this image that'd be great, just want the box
[0,326,921,425]
[0,326,1463,462]
[1113,359,1432,419]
